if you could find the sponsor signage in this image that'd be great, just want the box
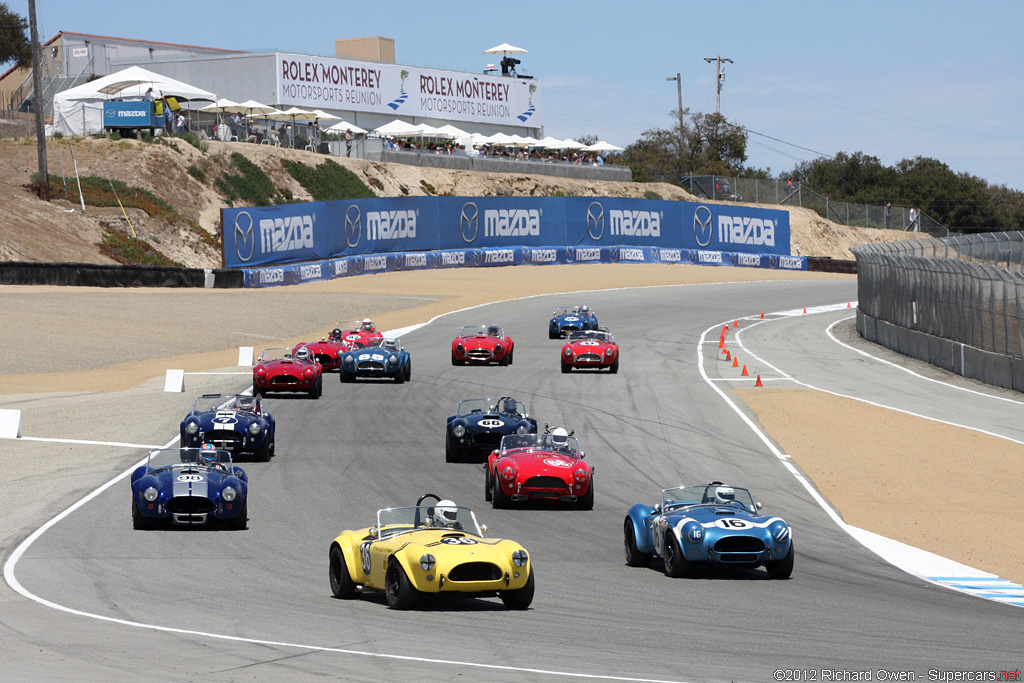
[328,197,437,256]
[223,202,330,268]
[102,101,160,128]
[276,53,542,127]
[681,203,790,255]
[438,198,565,250]
[565,198,675,247]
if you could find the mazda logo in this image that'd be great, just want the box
[649,247,660,263]
[460,202,479,244]
[234,211,256,263]
[468,249,483,267]
[770,255,779,269]
[353,256,364,274]
[565,246,575,263]
[394,253,405,270]
[609,247,619,262]
[345,205,362,248]
[587,202,605,241]
[694,205,713,248]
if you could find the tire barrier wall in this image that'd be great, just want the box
[0,262,244,288]
[221,196,793,270]
[853,232,1024,393]
[238,246,808,289]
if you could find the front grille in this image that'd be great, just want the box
[467,349,493,360]
[576,353,602,362]
[167,496,215,514]
[205,432,242,451]
[560,325,580,333]
[314,353,334,365]
[473,432,504,449]
[357,360,385,371]
[714,536,766,553]
[524,476,568,490]
[272,375,299,385]
[448,562,502,582]
[719,553,759,563]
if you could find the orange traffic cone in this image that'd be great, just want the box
[732,357,739,368]
[760,312,764,319]
[847,301,851,308]
[741,364,749,376]
[803,307,807,314]
[733,320,738,327]
[755,375,763,387]
[719,338,725,348]
[723,349,731,360]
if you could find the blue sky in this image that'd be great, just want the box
[11,0,1024,190]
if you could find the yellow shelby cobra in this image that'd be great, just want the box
[329,493,535,610]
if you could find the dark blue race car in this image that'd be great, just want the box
[339,337,411,383]
[180,394,275,462]
[445,397,538,462]
[624,482,793,579]
[549,305,599,338]
[130,447,248,530]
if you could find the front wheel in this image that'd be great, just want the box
[394,365,405,383]
[561,359,572,373]
[576,479,594,510]
[254,439,271,462]
[309,375,323,399]
[451,350,462,366]
[385,560,419,609]
[624,519,652,567]
[329,545,358,599]
[609,357,619,374]
[227,498,248,531]
[500,569,534,610]
[491,475,510,509]
[766,543,795,579]
[484,467,493,501]
[252,382,263,397]
[132,499,151,530]
[662,533,691,578]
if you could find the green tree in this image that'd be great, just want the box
[0,2,30,68]
[623,108,749,182]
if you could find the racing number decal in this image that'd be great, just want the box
[714,518,752,529]
[479,419,505,428]
[543,458,572,468]
[346,334,361,341]
[579,341,599,346]
[360,542,372,574]
[176,474,203,482]
[440,537,477,545]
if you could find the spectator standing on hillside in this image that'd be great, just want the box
[163,100,173,134]
[345,128,354,157]
[908,205,919,231]
[885,202,891,228]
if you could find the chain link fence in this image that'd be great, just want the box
[852,232,1024,359]
[681,174,947,236]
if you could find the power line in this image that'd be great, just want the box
[739,127,830,157]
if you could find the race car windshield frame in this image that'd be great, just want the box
[456,398,526,417]
[553,306,581,316]
[146,447,234,472]
[460,325,503,338]
[499,433,580,457]
[566,330,611,343]
[259,347,294,362]
[375,505,483,540]
[192,395,253,414]
[661,485,756,512]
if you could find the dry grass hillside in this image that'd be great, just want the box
[0,135,916,267]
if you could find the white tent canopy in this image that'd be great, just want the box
[582,140,624,152]
[372,119,426,137]
[324,120,367,135]
[51,66,215,137]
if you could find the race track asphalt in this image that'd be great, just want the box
[3,278,1021,683]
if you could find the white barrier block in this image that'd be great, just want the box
[164,369,185,393]
[0,409,22,438]
[204,268,215,288]
[238,346,254,366]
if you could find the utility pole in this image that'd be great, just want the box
[665,72,684,151]
[703,55,733,116]
[28,0,50,201]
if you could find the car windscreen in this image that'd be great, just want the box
[146,447,233,471]
[500,433,579,456]
[375,505,482,538]
[457,398,525,417]
[662,485,756,511]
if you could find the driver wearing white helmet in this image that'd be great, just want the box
[294,346,311,362]
[432,500,461,529]
[714,486,736,505]
[361,318,375,332]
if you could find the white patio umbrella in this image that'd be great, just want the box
[372,119,426,137]
[534,136,570,149]
[559,138,588,150]
[483,42,527,55]
[308,108,341,123]
[325,120,367,135]
[267,106,319,147]
[199,97,245,114]
[582,140,625,153]
[432,123,470,139]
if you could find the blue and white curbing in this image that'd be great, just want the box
[241,246,808,288]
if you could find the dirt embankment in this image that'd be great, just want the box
[0,136,917,267]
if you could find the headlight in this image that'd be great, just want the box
[515,424,529,434]
[574,468,590,482]
[248,422,262,435]
[420,554,436,571]
[495,345,502,352]
[605,348,614,356]
[683,521,704,543]
[772,522,791,543]
[304,368,314,378]
[564,348,572,356]
[222,486,237,502]
[501,465,516,481]
[453,424,466,438]
[255,366,266,377]
[456,343,463,352]
[344,356,354,365]
[389,355,398,365]
[185,421,200,435]
[511,549,528,567]
[143,487,159,502]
